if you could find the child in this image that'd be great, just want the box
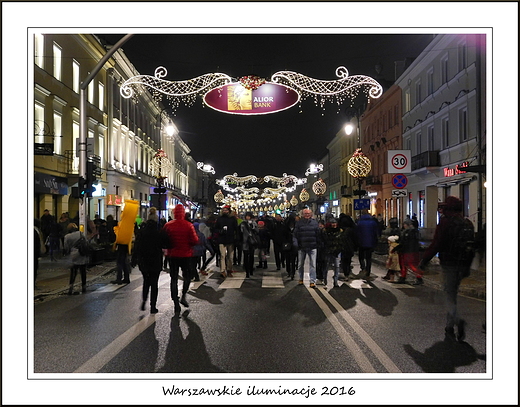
[383,235,400,281]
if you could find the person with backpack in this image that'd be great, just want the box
[419,196,476,342]
[131,218,163,314]
[63,223,89,295]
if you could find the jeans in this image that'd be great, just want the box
[298,248,317,284]
[442,265,463,328]
[324,254,341,284]
[168,257,191,300]
[358,247,374,274]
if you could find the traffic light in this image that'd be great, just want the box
[86,156,101,197]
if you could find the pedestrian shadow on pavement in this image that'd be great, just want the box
[188,283,226,305]
[357,283,399,316]
[403,339,486,373]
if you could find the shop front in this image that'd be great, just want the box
[34,171,69,220]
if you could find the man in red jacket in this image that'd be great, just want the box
[163,204,198,312]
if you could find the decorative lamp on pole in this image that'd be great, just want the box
[197,162,216,218]
[150,149,172,221]
[312,178,327,218]
[347,148,372,218]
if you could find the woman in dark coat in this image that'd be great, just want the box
[282,212,299,280]
[131,219,163,314]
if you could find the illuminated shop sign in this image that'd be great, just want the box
[107,194,123,206]
[203,82,300,115]
[443,161,469,177]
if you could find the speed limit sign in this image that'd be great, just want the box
[388,150,411,173]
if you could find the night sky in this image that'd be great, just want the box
[98,33,435,178]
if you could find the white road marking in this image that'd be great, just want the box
[307,287,377,373]
[317,287,402,373]
[261,271,285,288]
[74,313,158,373]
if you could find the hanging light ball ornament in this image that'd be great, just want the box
[150,149,173,182]
[214,189,224,203]
[347,148,372,179]
[312,178,327,196]
[299,188,310,202]
[290,195,298,207]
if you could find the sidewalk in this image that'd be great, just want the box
[34,254,117,302]
[371,251,487,301]
[33,251,487,302]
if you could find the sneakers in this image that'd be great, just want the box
[298,280,304,285]
[412,277,424,286]
[221,271,227,278]
[309,283,316,288]
[393,277,406,284]
[316,279,323,285]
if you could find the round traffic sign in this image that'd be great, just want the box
[392,173,408,189]
[391,153,408,171]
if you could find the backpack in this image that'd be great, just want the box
[448,216,476,272]
[73,233,92,257]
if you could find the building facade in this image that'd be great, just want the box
[395,34,486,238]
[34,34,197,225]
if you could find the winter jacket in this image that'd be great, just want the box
[294,217,319,250]
[323,226,345,256]
[63,231,89,265]
[131,219,163,272]
[393,227,420,254]
[192,223,214,257]
[162,204,198,258]
[240,219,259,251]
[356,214,379,249]
[215,213,238,245]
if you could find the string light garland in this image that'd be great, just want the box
[120,66,382,114]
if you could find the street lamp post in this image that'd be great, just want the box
[150,149,172,221]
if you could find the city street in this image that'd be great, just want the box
[34,256,487,375]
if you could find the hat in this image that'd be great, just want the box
[258,221,265,227]
[222,205,231,210]
[245,211,254,218]
[438,196,463,211]
[388,235,399,243]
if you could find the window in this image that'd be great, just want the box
[458,41,467,71]
[442,117,450,147]
[405,136,411,151]
[441,55,449,84]
[416,131,422,154]
[404,89,411,112]
[53,42,62,80]
[35,103,45,143]
[98,82,104,110]
[427,68,434,96]
[73,59,80,93]
[53,113,62,154]
[88,81,95,104]
[415,81,422,105]
[73,122,79,171]
[428,125,435,151]
[459,108,468,141]
[34,34,44,68]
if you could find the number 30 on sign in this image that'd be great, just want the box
[387,150,411,173]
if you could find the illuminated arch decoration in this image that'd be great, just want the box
[120,66,382,114]
[271,66,383,110]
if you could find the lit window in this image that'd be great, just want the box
[53,42,61,80]
[53,113,62,154]
[73,60,80,93]
[34,34,44,68]
[98,82,104,110]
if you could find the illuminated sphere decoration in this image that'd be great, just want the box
[214,189,224,203]
[312,178,327,196]
[299,188,310,202]
[150,149,173,181]
[347,148,372,179]
[290,196,298,206]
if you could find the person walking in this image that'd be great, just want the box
[270,214,286,270]
[282,212,298,280]
[240,212,259,278]
[191,222,214,281]
[256,220,271,269]
[162,204,199,312]
[315,220,327,285]
[214,205,238,278]
[294,208,320,288]
[131,218,163,314]
[355,210,379,280]
[63,223,88,295]
[338,214,358,280]
[383,235,401,281]
[323,217,345,287]
[392,218,423,285]
[418,196,476,342]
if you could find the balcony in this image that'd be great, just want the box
[412,151,440,171]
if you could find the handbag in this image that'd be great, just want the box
[248,232,261,248]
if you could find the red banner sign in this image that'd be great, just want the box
[203,82,300,115]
